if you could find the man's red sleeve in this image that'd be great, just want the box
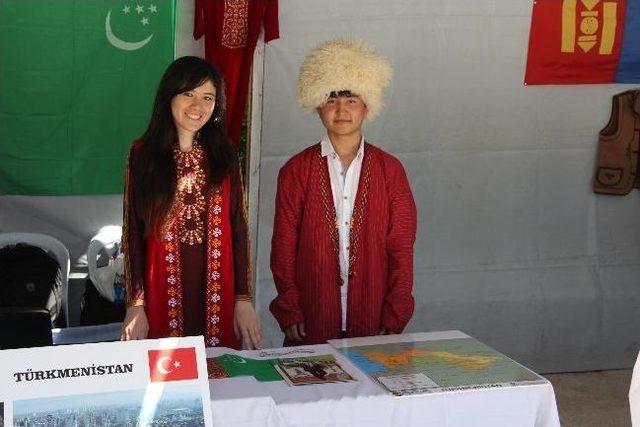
[269,162,305,329]
[381,160,417,332]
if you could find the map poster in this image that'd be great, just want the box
[329,331,547,397]
[0,336,213,426]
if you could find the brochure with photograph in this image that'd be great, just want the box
[274,355,355,386]
[0,337,212,426]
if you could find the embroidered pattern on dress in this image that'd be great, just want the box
[162,154,227,345]
[173,143,206,245]
[164,231,184,337]
[205,185,224,346]
[222,0,249,49]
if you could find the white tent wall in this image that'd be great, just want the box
[0,195,122,265]
[0,0,639,373]
[254,0,640,373]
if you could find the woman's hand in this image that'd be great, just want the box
[121,305,149,340]
[233,300,262,349]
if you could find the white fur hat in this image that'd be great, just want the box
[296,38,392,120]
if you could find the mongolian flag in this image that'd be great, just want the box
[0,1,175,195]
[525,0,640,84]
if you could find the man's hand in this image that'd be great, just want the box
[379,326,393,335]
[121,306,149,340]
[284,322,306,342]
[234,300,262,349]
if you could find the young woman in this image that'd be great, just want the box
[120,56,261,349]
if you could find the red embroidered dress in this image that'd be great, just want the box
[193,0,279,146]
[270,142,417,345]
[123,141,251,348]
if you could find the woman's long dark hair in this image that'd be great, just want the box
[133,56,236,235]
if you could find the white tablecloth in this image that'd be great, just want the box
[208,338,560,427]
[52,322,121,345]
[630,351,640,426]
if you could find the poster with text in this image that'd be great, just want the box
[0,336,212,426]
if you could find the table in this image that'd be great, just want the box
[52,322,121,345]
[208,331,560,427]
[630,351,640,426]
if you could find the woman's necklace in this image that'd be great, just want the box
[173,141,206,245]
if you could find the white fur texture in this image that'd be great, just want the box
[296,38,392,120]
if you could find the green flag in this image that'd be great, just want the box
[0,0,175,195]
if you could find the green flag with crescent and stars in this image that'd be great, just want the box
[0,0,175,194]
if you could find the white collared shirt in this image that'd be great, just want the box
[320,135,365,331]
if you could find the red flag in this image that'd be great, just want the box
[148,347,198,382]
[525,0,627,84]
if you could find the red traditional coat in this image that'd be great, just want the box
[122,142,251,348]
[270,142,417,345]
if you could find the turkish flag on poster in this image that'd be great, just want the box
[525,0,626,84]
[148,347,198,382]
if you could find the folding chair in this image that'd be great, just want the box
[0,232,70,326]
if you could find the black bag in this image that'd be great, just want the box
[0,243,62,327]
[80,278,125,326]
[0,307,53,349]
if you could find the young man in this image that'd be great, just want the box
[270,38,417,345]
